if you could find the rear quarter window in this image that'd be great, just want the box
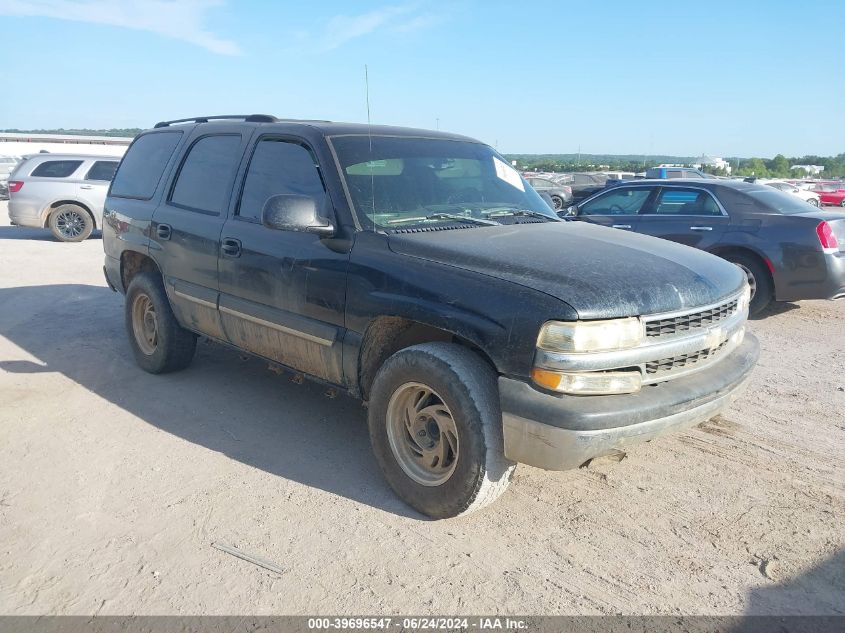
[110,131,182,199]
[85,161,119,182]
[31,160,83,178]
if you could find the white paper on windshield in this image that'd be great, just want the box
[493,156,525,192]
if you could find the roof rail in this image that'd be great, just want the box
[153,114,279,128]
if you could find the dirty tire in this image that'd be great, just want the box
[48,204,93,242]
[125,272,197,374]
[368,342,515,519]
[726,253,772,316]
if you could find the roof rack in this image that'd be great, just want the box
[153,114,278,128]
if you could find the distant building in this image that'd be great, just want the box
[791,164,825,176]
[0,132,131,158]
[691,156,732,174]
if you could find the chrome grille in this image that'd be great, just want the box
[645,299,738,338]
[645,340,728,375]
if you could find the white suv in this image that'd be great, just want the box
[7,153,121,241]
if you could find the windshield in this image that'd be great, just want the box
[330,135,556,230]
[743,187,816,214]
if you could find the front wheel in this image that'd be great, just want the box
[49,204,93,242]
[368,343,515,519]
[125,272,197,373]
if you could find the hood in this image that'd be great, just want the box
[388,222,745,319]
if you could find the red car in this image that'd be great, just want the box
[812,183,845,207]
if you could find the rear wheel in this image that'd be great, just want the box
[48,204,93,242]
[125,272,197,373]
[726,253,772,316]
[368,343,515,519]
[809,198,819,207]
[550,195,564,210]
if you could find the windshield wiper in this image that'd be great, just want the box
[388,213,499,226]
[483,208,560,221]
[425,213,499,226]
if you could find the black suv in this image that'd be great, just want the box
[103,115,758,519]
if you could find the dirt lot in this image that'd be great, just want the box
[0,201,842,616]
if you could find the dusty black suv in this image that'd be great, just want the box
[103,115,759,519]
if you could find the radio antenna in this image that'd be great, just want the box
[365,64,375,223]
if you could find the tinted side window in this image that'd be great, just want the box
[580,188,652,215]
[652,188,722,215]
[111,132,182,199]
[85,161,119,182]
[171,135,242,214]
[31,160,83,178]
[238,139,326,222]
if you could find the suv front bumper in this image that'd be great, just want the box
[499,333,759,470]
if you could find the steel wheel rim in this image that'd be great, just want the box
[131,293,158,355]
[386,382,459,486]
[56,210,85,238]
[736,263,757,299]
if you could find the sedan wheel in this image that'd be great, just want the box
[809,198,819,207]
[736,263,757,299]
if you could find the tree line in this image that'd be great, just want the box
[509,153,845,179]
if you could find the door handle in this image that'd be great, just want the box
[612,224,632,229]
[156,223,172,240]
[80,185,94,190]
[221,237,241,257]
[690,226,713,231]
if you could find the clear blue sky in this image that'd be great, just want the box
[0,0,842,157]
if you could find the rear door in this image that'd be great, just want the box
[79,159,119,224]
[636,186,729,249]
[217,135,349,384]
[575,185,657,231]
[151,126,250,340]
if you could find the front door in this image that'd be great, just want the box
[151,127,249,340]
[217,136,349,385]
[636,186,728,250]
[575,186,657,232]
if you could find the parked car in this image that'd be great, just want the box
[763,180,820,206]
[564,172,609,202]
[645,167,709,179]
[563,179,845,315]
[103,115,757,519]
[6,153,120,241]
[0,155,20,200]
[810,183,845,207]
[524,176,572,209]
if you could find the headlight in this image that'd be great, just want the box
[537,317,644,353]
[531,368,642,395]
[737,282,752,313]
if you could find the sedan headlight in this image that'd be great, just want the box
[537,317,645,353]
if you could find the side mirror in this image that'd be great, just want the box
[261,194,334,237]
[564,205,578,216]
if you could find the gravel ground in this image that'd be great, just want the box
[0,201,842,616]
